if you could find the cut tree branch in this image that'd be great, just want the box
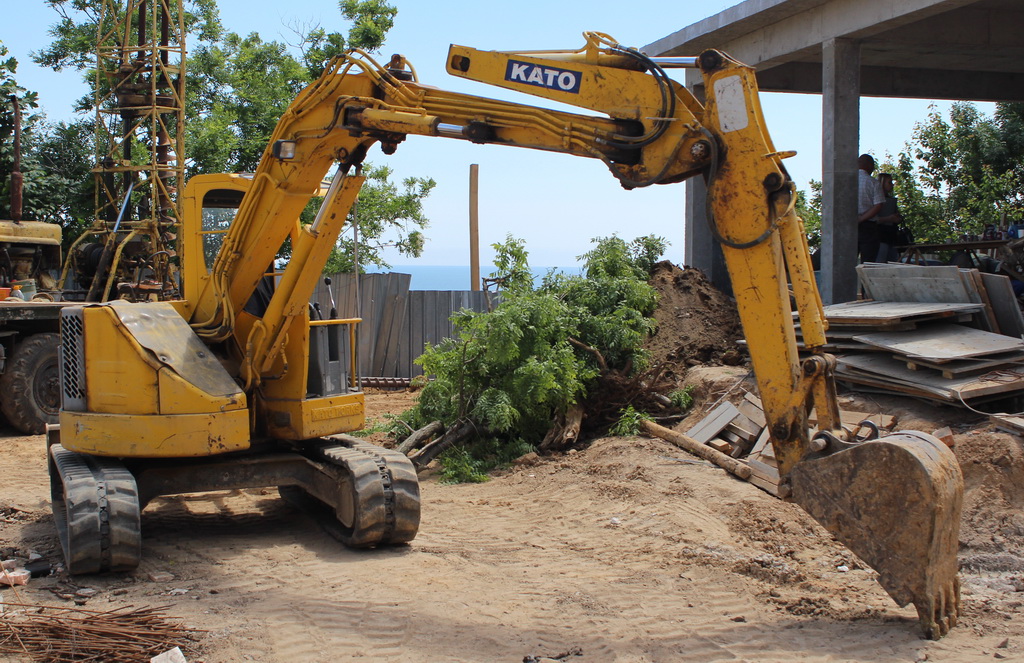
[567,336,608,372]
[639,420,752,480]
[397,420,443,455]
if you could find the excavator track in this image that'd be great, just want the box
[48,444,142,575]
[47,435,418,575]
[281,437,420,547]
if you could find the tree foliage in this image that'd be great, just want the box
[886,102,1024,242]
[404,235,666,478]
[0,41,92,231]
[796,180,822,249]
[323,164,434,272]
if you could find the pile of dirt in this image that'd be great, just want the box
[644,261,744,381]
[953,429,1024,569]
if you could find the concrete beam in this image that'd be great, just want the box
[755,62,1024,101]
[646,0,980,67]
[682,72,731,294]
[819,38,861,305]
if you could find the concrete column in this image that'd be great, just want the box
[683,71,731,294]
[820,38,861,304]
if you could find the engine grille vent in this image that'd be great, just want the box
[60,309,86,411]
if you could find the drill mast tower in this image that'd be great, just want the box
[63,0,185,301]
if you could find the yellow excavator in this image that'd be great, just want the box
[48,32,962,638]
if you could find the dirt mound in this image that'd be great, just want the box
[644,261,744,381]
[954,430,1024,567]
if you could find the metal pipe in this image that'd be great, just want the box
[649,56,701,68]
[113,180,135,233]
[9,95,23,224]
[436,123,466,138]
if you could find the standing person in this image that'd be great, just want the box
[857,154,885,263]
[875,172,902,262]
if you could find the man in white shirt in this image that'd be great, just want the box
[857,154,885,263]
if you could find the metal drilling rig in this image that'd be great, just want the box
[59,0,185,302]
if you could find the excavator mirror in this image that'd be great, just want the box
[272,140,297,160]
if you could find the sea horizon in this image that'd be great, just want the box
[364,264,584,291]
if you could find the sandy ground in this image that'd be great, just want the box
[1,387,1023,662]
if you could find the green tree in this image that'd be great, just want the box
[404,235,666,480]
[187,32,309,174]
[795,180,822,249]
[323,164,434,272]
[0,41,91,233]
[296,0,397,78]
[885,102,1024,243]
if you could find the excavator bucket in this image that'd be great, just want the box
[789,431,963,639]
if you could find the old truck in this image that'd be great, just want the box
[0,95,69,434]
[0,218,67,433]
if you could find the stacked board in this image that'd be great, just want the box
[809,265,1024,407]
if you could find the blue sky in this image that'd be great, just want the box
[5,0,972,268]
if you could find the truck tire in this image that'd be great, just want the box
[1,333,61,434]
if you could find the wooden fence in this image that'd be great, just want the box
[311,273,495,378]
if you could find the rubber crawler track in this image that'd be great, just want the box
[49,444,142,574]
[283,438,420,547]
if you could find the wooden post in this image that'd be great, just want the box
[469,164,480,291]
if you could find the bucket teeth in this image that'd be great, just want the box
[918,576,960,639]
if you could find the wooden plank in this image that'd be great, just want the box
[747,456,780,482]
[725,411,761,441]
[408,290,426,377]
[706,438,734,454]
[962,268,998,332]
[806,409,895,430]
[796,341,891,352]
[397,291,413,379]
[356,274,379,377]
[718,428,745,446]
[853,324,1024,361]
[818,300,984,326]
[685,402,740,444]
[384,275,410,378]
[749,428,772,458]
[746,473,779,497]
[736,399,766,429]
[990,414,1024,435]
[814,311,976,334]
[741,455,780,496]
[981,272,1024,339]
[856,264,975,303]
[899,350,1024,378]
[837,353,1024,401]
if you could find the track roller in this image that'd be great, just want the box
[280,437,420,547]
[49,444,142,574]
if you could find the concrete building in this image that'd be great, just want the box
[645,0,1024,303]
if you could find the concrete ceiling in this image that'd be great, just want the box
[645,0,1024,101]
